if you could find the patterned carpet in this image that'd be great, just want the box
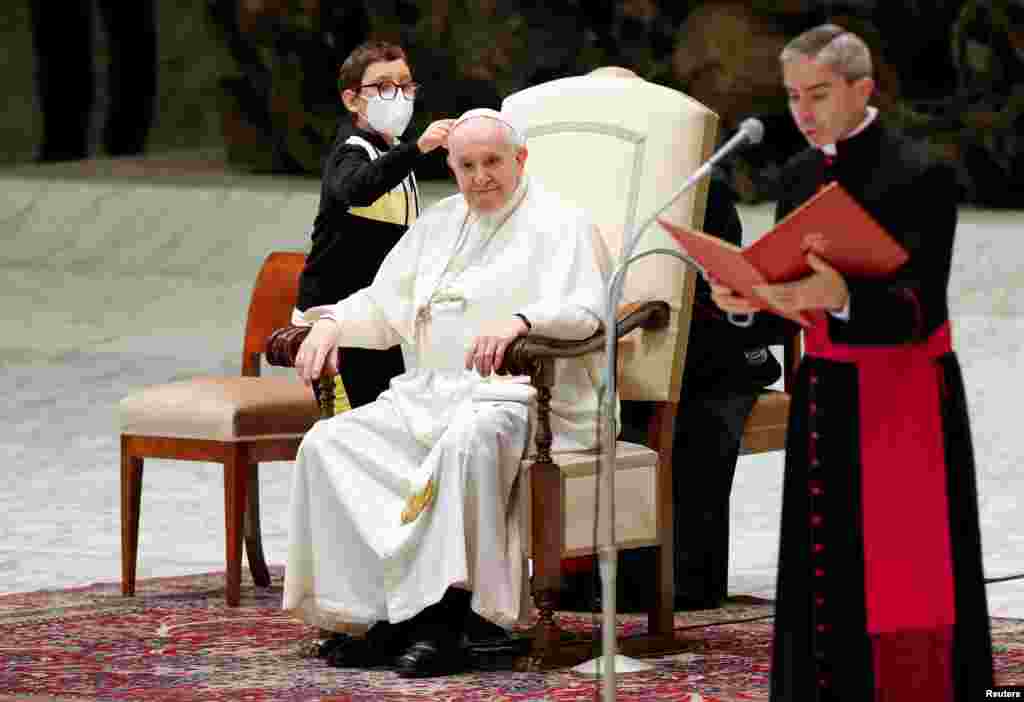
[1,568,1022,701]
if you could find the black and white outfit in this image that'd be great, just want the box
[295,121,422,408]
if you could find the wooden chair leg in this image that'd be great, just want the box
[529,458,565,661]
[649,544,675,635]
[224,449,249,607]
[120,438,144,597]
[244,462,271,587]
[649,405,677,636]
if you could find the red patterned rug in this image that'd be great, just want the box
[1,567,1021,701]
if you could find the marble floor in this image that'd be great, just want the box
[1,159,1022,619]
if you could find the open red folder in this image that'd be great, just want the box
[659,182,909,325]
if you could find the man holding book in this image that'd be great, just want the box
[707,24,993,700]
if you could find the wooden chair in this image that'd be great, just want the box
[118,251,320,606]
[498,68,798,668]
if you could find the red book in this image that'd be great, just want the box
[659,182,909,325]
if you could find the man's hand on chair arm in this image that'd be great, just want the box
[296,318,341,386]
[466,316,530,376]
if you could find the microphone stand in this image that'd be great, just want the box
[576,123,759,701]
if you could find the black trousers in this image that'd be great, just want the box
[617,384,759,606]
[337,346,406,409]
[29,0,157,161]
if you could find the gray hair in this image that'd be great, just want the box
[779,24,873,81]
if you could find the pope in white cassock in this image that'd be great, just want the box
[284,108,610,677]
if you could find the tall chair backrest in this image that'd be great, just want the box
[502,69,719,401]
[242,251,306,376]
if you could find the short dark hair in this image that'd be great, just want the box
[337,41,409,94]
[780,24,873,81]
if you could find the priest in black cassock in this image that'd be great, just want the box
[709,24,993,701]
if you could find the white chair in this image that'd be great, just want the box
[501,67,719,667]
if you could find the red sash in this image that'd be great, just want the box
[804,317,956,636]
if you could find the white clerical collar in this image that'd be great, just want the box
[466,175,529,230]
[821,106,878,156]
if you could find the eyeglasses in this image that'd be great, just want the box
[358,81,420,101]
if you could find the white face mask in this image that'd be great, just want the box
[365,95,414,139]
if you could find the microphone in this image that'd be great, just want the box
[736,117,765,145]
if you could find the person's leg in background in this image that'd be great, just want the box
[614,378,760,611]
[96,0,157,156]
[568,371,767,612]
[669,383,758,609]
[29,0,95,161]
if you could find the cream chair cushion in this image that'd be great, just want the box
[119,376,319,441]
[521,441,659,557]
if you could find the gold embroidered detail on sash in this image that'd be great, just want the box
[349,188,412,226]
[400,476,436,525]
[333,375,352,415]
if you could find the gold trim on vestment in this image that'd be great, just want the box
[400,476,436,525]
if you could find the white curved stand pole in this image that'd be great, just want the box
[572,249,701,697]
[573,123,759,698]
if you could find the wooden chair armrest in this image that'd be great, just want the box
[499,300,670,377]
[269,301,671,374]
[266,325,310,368]
[265,325,342,419]
[265,301,676,418]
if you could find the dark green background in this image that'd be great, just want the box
[4,1,1021,205]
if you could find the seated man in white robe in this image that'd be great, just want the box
[284,108,609,677]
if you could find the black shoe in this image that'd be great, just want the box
[393,588,472,677]
[462,610,510,645]
[395,638,467,678]
[320,620,411,669]
[315,634,347,659]
[321,634,383,668]
[461,611,532,671]
[464,634,532,671]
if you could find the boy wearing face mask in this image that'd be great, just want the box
[294,41,455,408]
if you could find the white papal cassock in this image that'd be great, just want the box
[283,177,609,633]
